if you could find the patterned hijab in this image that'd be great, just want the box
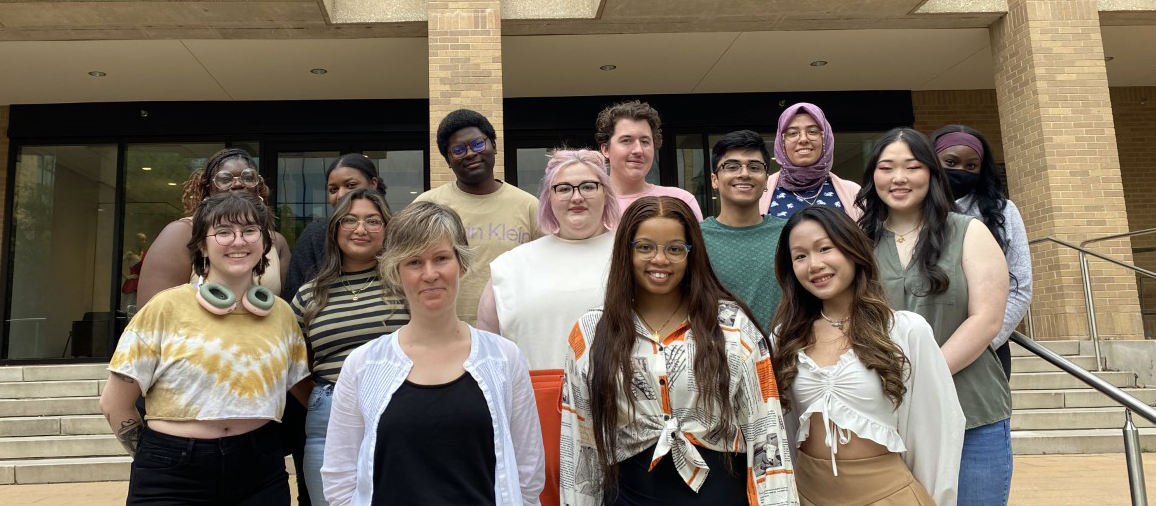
[774,102,835,193]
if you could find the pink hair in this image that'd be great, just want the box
[536,149,621,235]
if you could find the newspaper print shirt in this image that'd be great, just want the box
[560,301,800,506]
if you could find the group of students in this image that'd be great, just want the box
[97,98,1031,506]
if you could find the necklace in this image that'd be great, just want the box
[888,223,921,244]
[792,190,821,206]
[820,310,849,329]
[341,274,377,301]
[639,302,684,341]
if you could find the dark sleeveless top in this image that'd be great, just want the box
[372,373,497,506]
[608,444,748,506]
[875,212,1011,429]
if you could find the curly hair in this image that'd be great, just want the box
[181,148,270,216]
[594,100,663,150]
[771,206,909,413]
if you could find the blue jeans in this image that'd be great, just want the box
[958,418,1012,506]
[304,383,334,506]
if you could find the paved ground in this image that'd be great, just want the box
[3,454,1156,505]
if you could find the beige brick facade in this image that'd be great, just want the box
[990,0,1143,340]
[427,0,505,187]
[1112,86,1156,336]
[912,90,1005,162]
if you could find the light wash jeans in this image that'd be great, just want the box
[303,383,334,506]
[957,418,1012,506]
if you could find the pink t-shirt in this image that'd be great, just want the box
[616,184,704,221]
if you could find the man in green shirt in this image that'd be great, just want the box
[700,130,786,331]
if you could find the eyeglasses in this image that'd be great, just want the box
[212,169,261,191]
[782,127,824,142]
[552,181,603,199]
[449,137,489,159]
[208,226,262,246]
[631,240,692,263]
[338,216,385,233]
[716,160,768,176]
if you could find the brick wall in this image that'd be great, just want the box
[427,1,505,187]
[1112,86,1156,336]
[990,0,1143,340]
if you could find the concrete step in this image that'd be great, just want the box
[1011,355,1099,373]
[1012,427,1156,455]
[0,380,102,399]
[18,364,109,382]
[1010,371,1137,391]
[0,434,126,459]
[1014,388,1156,409]
[0,415,111,437]
[0,455,296,485]
[1012,407,1156,431]
[0,396,101,417]
[1011,340,1082,357]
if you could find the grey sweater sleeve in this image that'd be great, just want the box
[995,200,1032,348]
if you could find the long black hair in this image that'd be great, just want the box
[931,125,1009,251]
[855,127,958,296]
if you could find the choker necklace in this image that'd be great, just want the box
[820,310,849,329]
[342,274,377,301]
[639,303,684,341]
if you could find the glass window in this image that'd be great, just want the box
[6,145,118,359]
[674,135,711,216]
[121,143,225,317]
[276,151,341,246]
[363,150,424,213]
[515,148,550,196]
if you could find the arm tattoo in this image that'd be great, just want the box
[117,419,143,456]
[111,372,136,383]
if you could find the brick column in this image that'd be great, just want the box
[427,1,505,187]
[991,0,1144,340]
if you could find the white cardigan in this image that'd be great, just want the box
[321,326,545,506]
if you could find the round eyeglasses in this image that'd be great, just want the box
[212,169,260,191]
[338,216,385,233]
[449,137,489,159]
[782,127,824,143]
[631,240,691,263]
[208,226,262,246]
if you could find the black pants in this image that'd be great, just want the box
[127,422,290,506]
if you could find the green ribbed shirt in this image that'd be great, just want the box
[700,216,785,331]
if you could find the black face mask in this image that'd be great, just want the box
[946,170,981,199]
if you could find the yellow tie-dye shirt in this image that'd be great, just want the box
[109,284,310,421]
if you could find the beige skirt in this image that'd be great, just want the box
[795,451,936,506]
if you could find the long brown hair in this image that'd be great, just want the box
[770,206,908,413]
[589,196,760,492]
[302,189,391,329]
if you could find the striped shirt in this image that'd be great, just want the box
[291,268,409,384]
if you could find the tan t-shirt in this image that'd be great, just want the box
[413,181,542,325]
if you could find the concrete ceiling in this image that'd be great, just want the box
[0,24,1153,104]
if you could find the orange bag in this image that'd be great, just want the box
[530,369,564,506]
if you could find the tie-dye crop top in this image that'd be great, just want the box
[108,284,310,422]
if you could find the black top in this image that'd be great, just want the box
[372,373,497,506]
[282,220,327,301]
[607,444,748,506]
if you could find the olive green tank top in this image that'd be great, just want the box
[876,212,1011,429]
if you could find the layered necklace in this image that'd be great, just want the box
[341,273,377,301]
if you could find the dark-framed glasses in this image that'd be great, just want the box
[209,226,262,246]
[551,180,603,199]
[449,137,489,159]
[339,216,385,233]
[631,240,691,263]
[717,160,768,176]
[782,127,824,142]
[212,169,261,191]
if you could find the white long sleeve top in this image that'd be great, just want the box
[784,311,965,506]
[321,326,545,506]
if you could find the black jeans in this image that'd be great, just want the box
[127,422,290,506]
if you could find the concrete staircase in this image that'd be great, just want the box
[1011,340,1156,454]
[0,363,130,485]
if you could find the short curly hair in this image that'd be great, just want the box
[435,109,498,157]
[594,100,663,150]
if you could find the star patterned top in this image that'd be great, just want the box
[768,180,840,219]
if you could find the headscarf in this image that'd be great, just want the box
[933,132,985,160]
[774,102,835,193]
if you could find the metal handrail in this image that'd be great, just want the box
[1081,227,1156,249]
[1010,331,1151,505]
[1026,236,1156,371]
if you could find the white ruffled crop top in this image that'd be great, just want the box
[795,349,911,478]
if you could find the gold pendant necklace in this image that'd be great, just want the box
[640,303,684,341]
[341,274,377,301]
[889,224,921,244]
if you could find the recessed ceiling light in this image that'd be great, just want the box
[310,68,328,75]
[409,191,418,194]
[141,167,152,171]
[810,60,828,67]
[599,65,617,71]
[88,71,107,77]
[167,182,177,186]
[1104,56,1115,62]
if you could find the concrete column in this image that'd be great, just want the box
[427,1,505,186]
[991,0,1143,340]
